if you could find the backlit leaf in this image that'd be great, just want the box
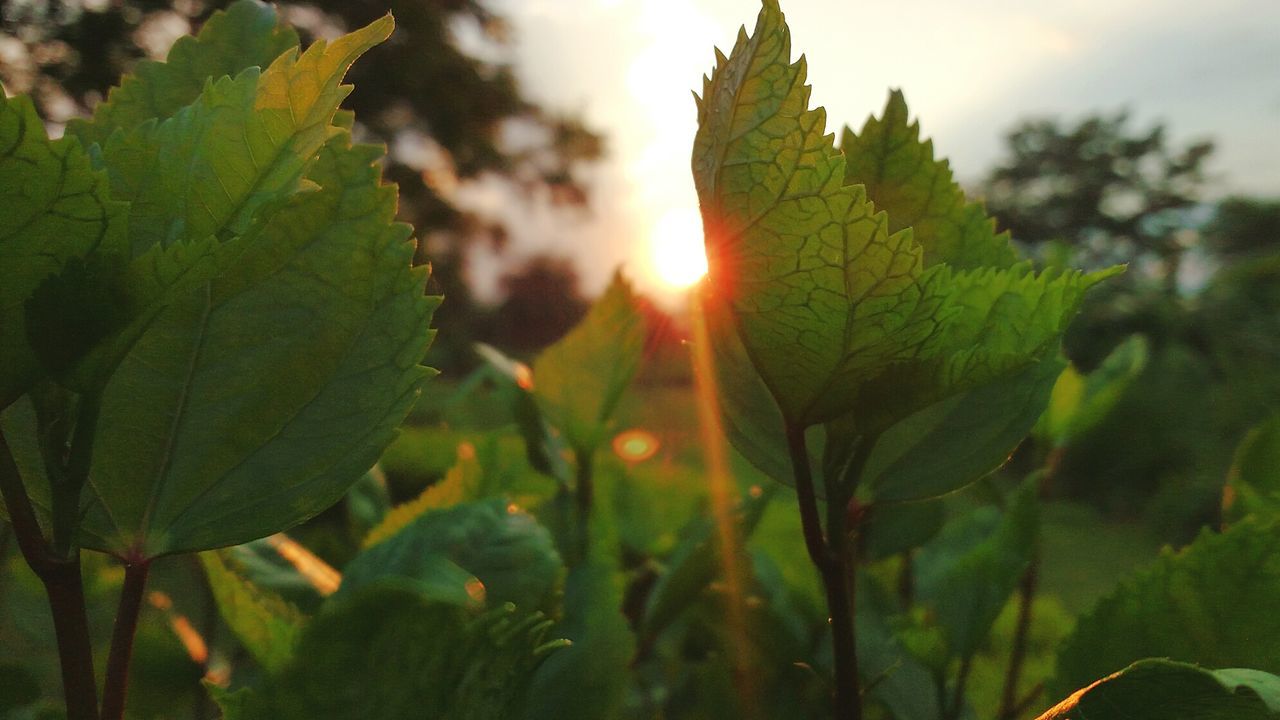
[68,0,298,147]
[362,450,483,548]
[706,286,1063,500]
[840,89,1017,270]
[693,1,1117,430]
[9,125,437,559]
[1038,660,1280,720]
[1037,335,1148,446]
[533,271,646,455]
[100,14,391,256]
[200,549,304,672]
[1223,414,1280,523]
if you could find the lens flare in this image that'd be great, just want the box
[612,428,660,463]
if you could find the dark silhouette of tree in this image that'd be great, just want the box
[0,0,604,369]
[484,256,589,355]
[981,112,1213,291]
[1203,196,1280,258]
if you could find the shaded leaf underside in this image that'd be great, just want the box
[0,93,126,408]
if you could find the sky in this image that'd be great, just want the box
[464,0,1280,306]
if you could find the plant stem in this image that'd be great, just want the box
[948,654,974,720]
[998,557,1040,720]
[897,550,915,606]
[2,427,101,720]
[45,557,101,720]
[785,426,861,720]
[51,392,101,558]
[0,431,53,575]
[785,427,832,571]
[102,561,151,720]
[569,448,595,564]
[575,448,594,522]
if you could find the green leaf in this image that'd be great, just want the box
[1055,518,1280,698]
[205,683,252,720]
[533,271,646,455]
[200,549,305,672]
[220,537,330,613]
[692,1,1117,429]
[11,126,437,559]
[1223,414,1280,523]
[860,350,1065,501]
[859,497,946,561]
[841,89,1017,270]
[0,662,42,713]
[706,284,1063,501]
[0,92,127,408]
[702,284,810,484]
[68,0,298,147]
[363,449,484,548]
[344,465,392,540]
[521,501,635,720]
[915,479,1039,659]
[101,14,391,257]
[855,577,943,720]
[1038,660,1280,720]
[1037,335,1148,446]
[21,252,137,391]
[338,499,563,612]
[223,583,564,720]
[476,343,572,485]
[641,485,773,639]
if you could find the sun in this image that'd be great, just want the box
[651,206,709,290]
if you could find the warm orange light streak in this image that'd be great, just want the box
[689,285,759,715]
[266,533,342,596]
[147,591,209,666]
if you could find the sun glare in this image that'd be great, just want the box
[652,206,709,290]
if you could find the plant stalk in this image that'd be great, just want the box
[45,557,101,720]
[998,556,1040,719]
[51,392,101,558]
[948,654,974,720]
[575,449,595,522]
[785,425,862,720]
[568,448,596,565]
[102,560,151,720]
[3,425,101,720]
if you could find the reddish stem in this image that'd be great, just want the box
[1,431,100,720]
[101,560,151,720]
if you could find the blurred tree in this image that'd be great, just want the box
[1203,196,1280,258]
[0,0,604,369]
[483,255,589,355]
[981,112,1213,293]
[978,111,1280,539]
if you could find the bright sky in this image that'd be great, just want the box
[469,0,1280,306]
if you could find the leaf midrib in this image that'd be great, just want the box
[135,281,214,552]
